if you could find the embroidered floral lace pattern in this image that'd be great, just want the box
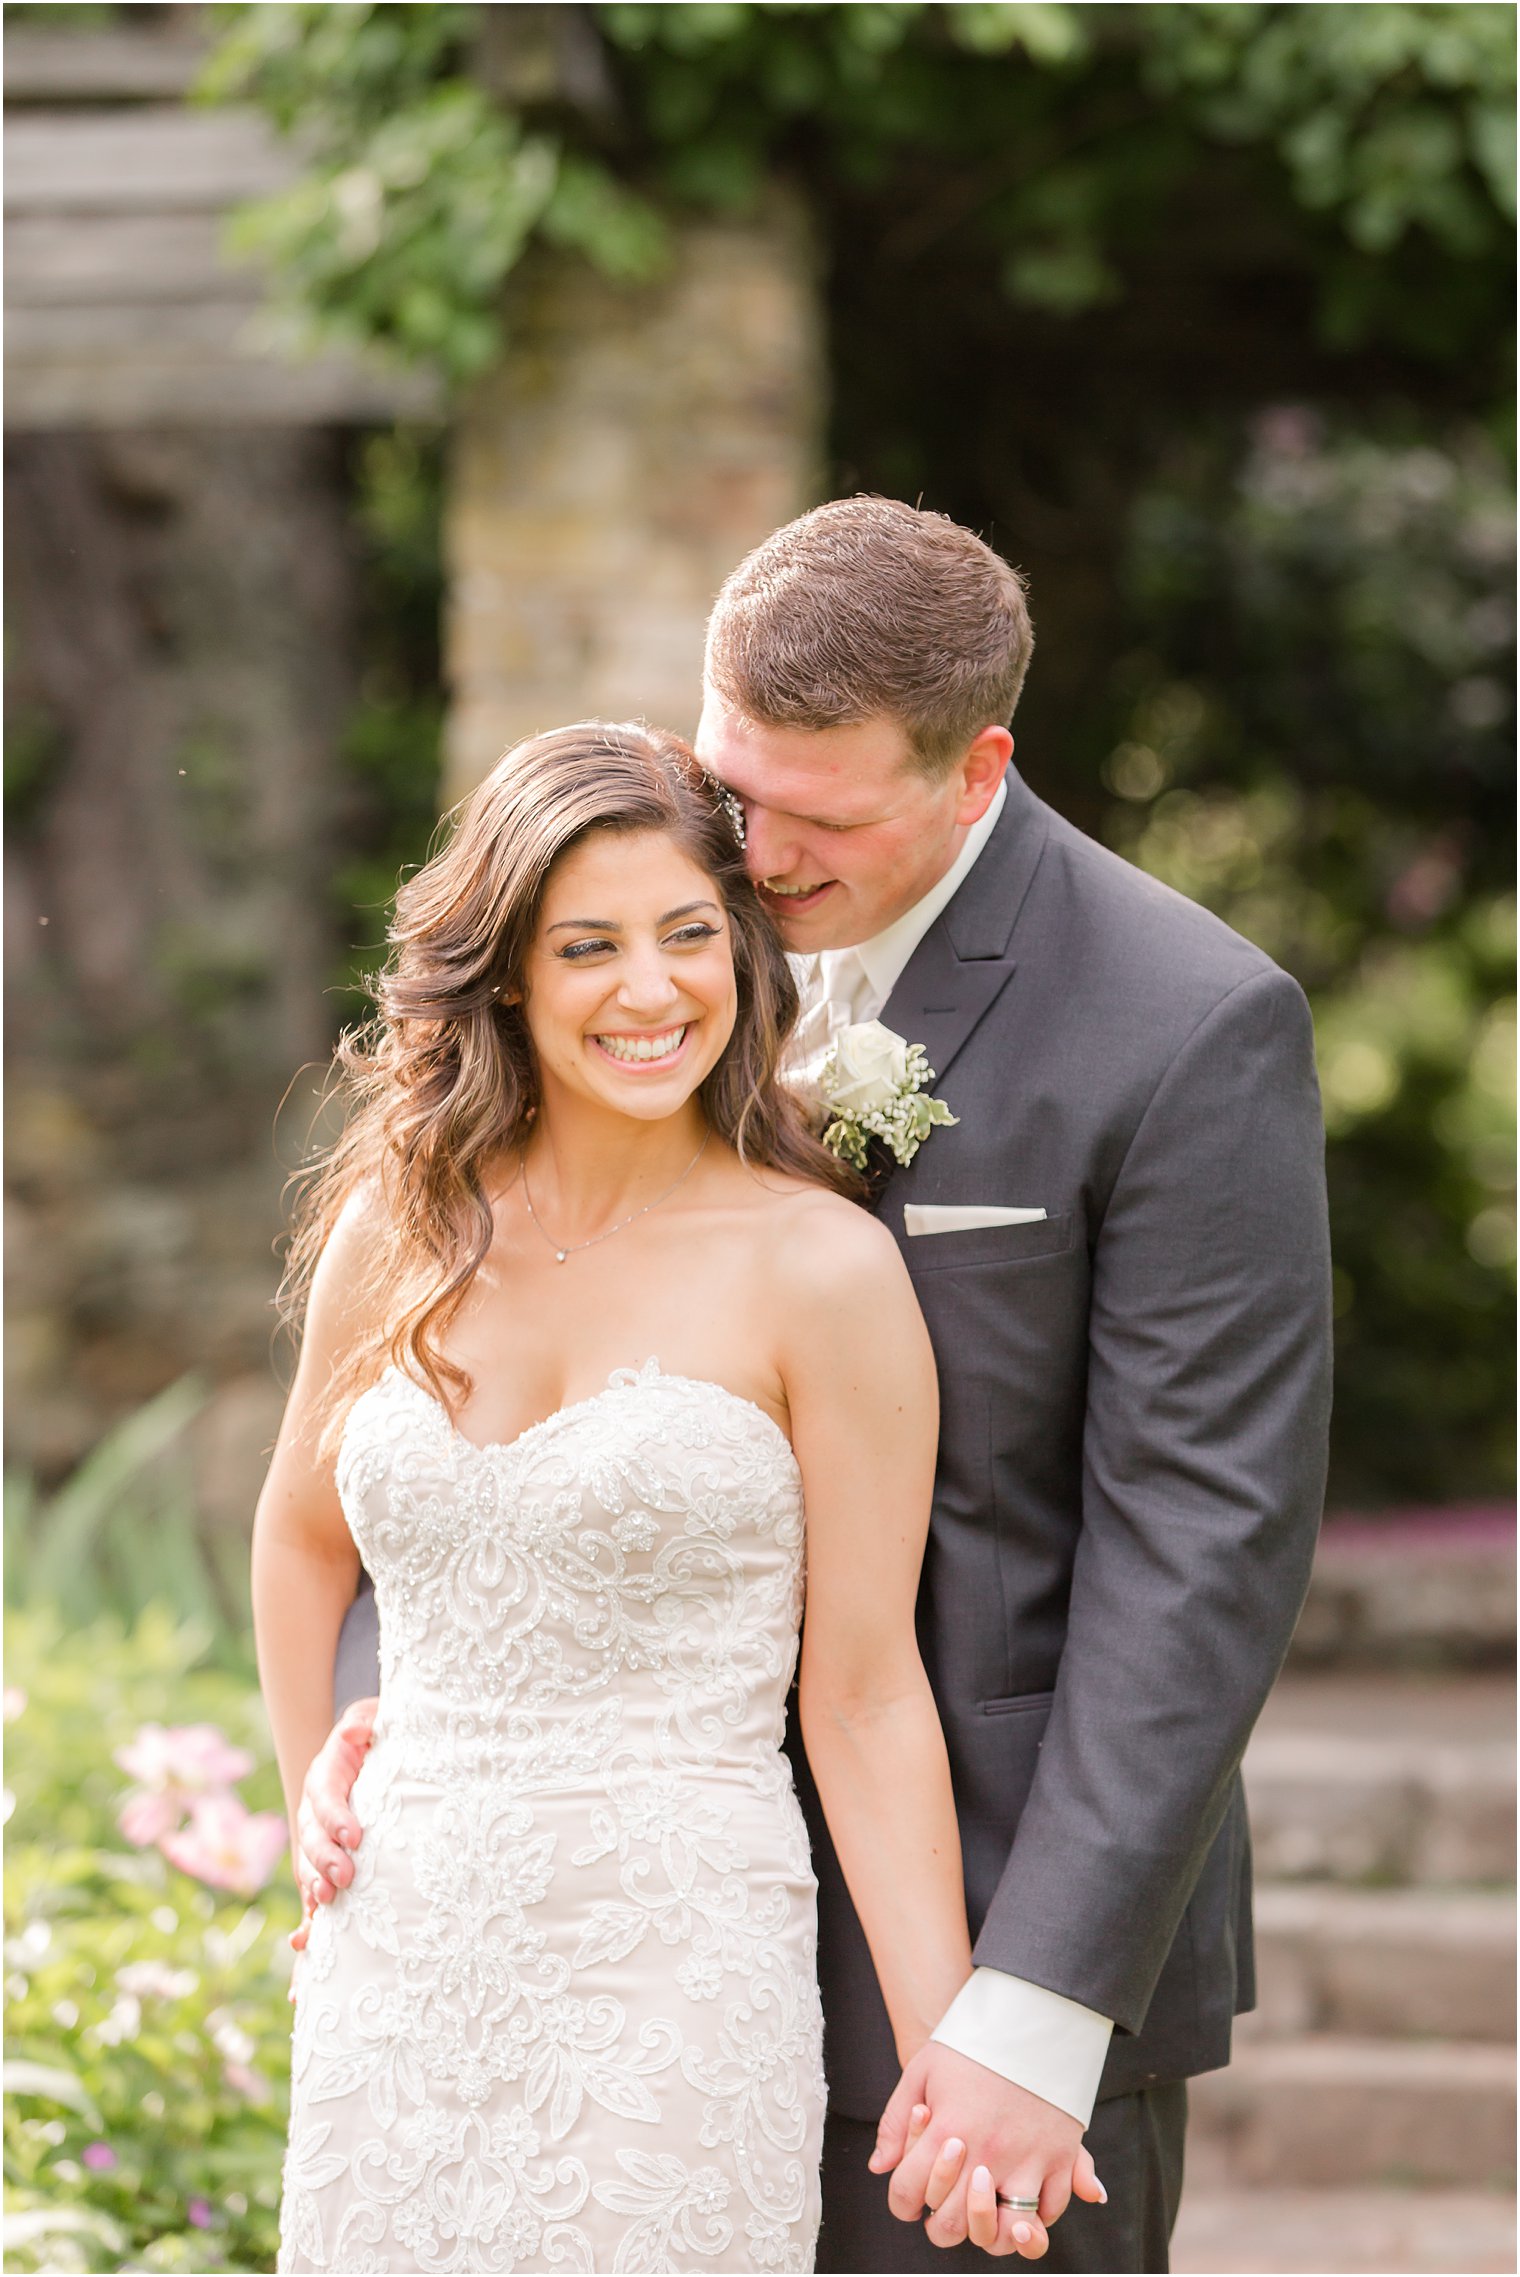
[278,1362,824,2275]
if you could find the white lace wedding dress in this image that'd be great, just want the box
[278,1360,825,2275]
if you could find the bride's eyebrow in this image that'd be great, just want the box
[546,900,721,934]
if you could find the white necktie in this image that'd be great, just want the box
[790,950,869,1091]
[822,947,873,1026]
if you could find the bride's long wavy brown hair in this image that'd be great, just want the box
[282,720,858,1448]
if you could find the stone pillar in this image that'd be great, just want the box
[5,426,357,1478]
[443,196,824,801]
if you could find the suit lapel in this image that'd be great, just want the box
[878,765,1051,1090]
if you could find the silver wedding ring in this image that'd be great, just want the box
[999,2196,1042,2211]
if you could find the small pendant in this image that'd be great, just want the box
[555,1250,567,1263]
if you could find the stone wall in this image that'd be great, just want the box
[444,199,823,799]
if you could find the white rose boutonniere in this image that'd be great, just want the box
[819,1019,959,1173]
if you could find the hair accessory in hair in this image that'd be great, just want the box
[671,744,744,851]
[713,781,747,850]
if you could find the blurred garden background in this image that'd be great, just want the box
[4,5,1515,2271]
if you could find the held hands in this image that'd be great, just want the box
[286,1696,378,1997]
[872,2043,1105,2257]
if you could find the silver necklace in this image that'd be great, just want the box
[520,1130,711,1264]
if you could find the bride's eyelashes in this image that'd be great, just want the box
[666,921,722,945]
[556,922,722,963]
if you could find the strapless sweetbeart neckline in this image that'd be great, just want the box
[378,1356,798,1470]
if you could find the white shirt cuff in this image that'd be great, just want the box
[930,1967,1114,2127]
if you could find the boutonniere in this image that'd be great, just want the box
[819,1020,959,1173]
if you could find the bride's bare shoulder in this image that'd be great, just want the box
[746,1176,907,1299]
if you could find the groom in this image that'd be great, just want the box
[312,496,1332,2271]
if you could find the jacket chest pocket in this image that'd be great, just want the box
[903,1209,1077,1275]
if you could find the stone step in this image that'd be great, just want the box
[1190,2037,1516,2189]
[1173,2184,1517,2274]
[1245,1671,1516,1885]
[1290,1507,1515,1669]
[1249,1884,1516,2041]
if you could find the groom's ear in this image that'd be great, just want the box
[953,726,1013,824]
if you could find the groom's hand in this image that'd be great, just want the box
[873,2044,1102,2257]
[287,1696,378,1954]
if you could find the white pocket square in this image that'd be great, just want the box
[903,1205,1047,1236]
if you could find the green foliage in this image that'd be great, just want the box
[1103,417,1515,1502]
[3,1607,293,2275]
[4,1381,253,1667]
[1148,2,1515,236]
[201,3,664,380]
[202,3,1514,386]
[1137,3,1514,355]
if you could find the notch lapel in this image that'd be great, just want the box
[879,766,1051,1089]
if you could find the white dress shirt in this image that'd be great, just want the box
[793,775,1114,2128]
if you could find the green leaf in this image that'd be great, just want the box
[542,154,670,281]
[21,1379,207,1610]
[1002,238,1119,313]
[4,2058,105,2129]
[947,3,1087,64]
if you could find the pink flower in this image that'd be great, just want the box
[115,1722,260,1857]
[82,2142,118,2171]
[187,2197,214,2229]
[116,1960,198,2001]
[159,1793,287,1897]
[117,1789,183,1848]
[115,1723,254,1793]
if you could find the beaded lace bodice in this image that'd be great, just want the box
[341,1360,805,1774]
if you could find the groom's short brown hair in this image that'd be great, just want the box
[704,495,1034,774]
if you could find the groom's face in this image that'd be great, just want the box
[696,692,1002,952]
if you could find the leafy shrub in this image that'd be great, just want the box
[3,1607,295,2275]
[203,4,1514,386]
[1105,418,1515,1502]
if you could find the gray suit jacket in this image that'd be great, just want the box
[788,764,1331,2116]
[334,765,1332,2122]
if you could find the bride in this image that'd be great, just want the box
[256,721,1073,2272]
